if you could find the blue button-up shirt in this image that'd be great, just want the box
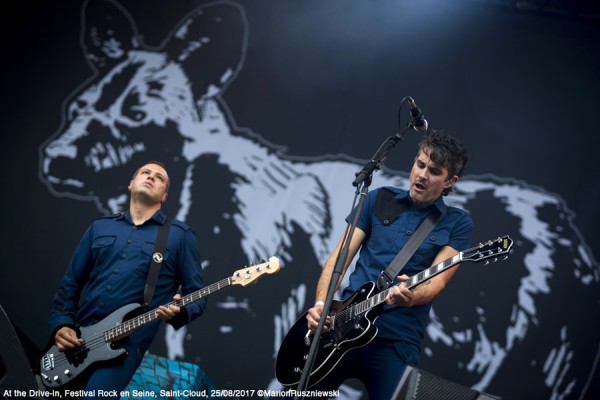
[49,210,206,351]
[343,186,474,346]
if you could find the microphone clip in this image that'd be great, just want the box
[406,96,429,133]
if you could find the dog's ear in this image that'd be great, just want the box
[166,2,247,100]
[81,0,139,71]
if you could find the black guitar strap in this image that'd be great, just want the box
[376,192,443,291]
[143,216,173,308]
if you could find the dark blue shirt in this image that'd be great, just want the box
[49,210,206,351]
[343,187,474,347]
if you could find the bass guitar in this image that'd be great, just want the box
[275,236,513,388]
[40,257,281,389]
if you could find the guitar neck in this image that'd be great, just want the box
[352,236,512,315]
[105,277,232,341]
[354,252,465,315]
[405,252,464,290]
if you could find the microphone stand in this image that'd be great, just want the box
[294,120,415,398]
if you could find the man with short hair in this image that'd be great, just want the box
[48,161,206,394]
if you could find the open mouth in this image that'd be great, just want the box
[414,182,427,192]
[84,140,147,173]
[42,117,149,194]
[42,118,184,201]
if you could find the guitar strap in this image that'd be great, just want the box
[143,216,173,308]
[376,190,443,291]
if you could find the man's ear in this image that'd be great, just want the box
[162,192,168,203]
[445,175,459,189]
[127,180,133,191]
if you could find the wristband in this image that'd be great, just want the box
[314,301,325,307]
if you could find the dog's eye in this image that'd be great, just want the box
[122,107,146,123]
[122,92,146,123]
[131,111,146,122]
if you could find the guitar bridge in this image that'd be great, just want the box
[41,353,55,371]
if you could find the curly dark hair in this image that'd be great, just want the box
[417,130,468,195]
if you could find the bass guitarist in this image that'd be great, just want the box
[46,161,206,396]
[305,130,473,398]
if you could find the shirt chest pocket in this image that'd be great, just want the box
[410,229,451,269]
[423,229,450,247]
[91,236,116,261]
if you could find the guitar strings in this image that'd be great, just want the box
[329,240,499,329]
[45,261,281,381]
[46,277,232,372]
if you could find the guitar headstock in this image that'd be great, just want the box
[231,256,281,286]
[462,235,513,264]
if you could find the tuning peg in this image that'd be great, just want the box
[484,260,490,265]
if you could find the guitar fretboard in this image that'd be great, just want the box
[406,252,463,290]
[104,277,232,341]
[337,252,465,325]
[333,235,513,326]
[348,252,463,319]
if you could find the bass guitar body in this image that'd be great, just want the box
[39,257,282,389]
[40,303,138,389]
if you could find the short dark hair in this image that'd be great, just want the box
[132,161,170,192]
[417,130,468,195]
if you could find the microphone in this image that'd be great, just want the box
[407,97,428,132]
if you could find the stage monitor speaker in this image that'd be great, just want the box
[392,366,501,400]
[0,305,42,393]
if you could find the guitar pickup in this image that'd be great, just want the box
[41,354,55,371]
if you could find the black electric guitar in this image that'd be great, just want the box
[39,257,281,389]
[275,236,513,388]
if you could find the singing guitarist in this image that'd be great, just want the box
[46,161,206,396]
[305,130,473,398]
